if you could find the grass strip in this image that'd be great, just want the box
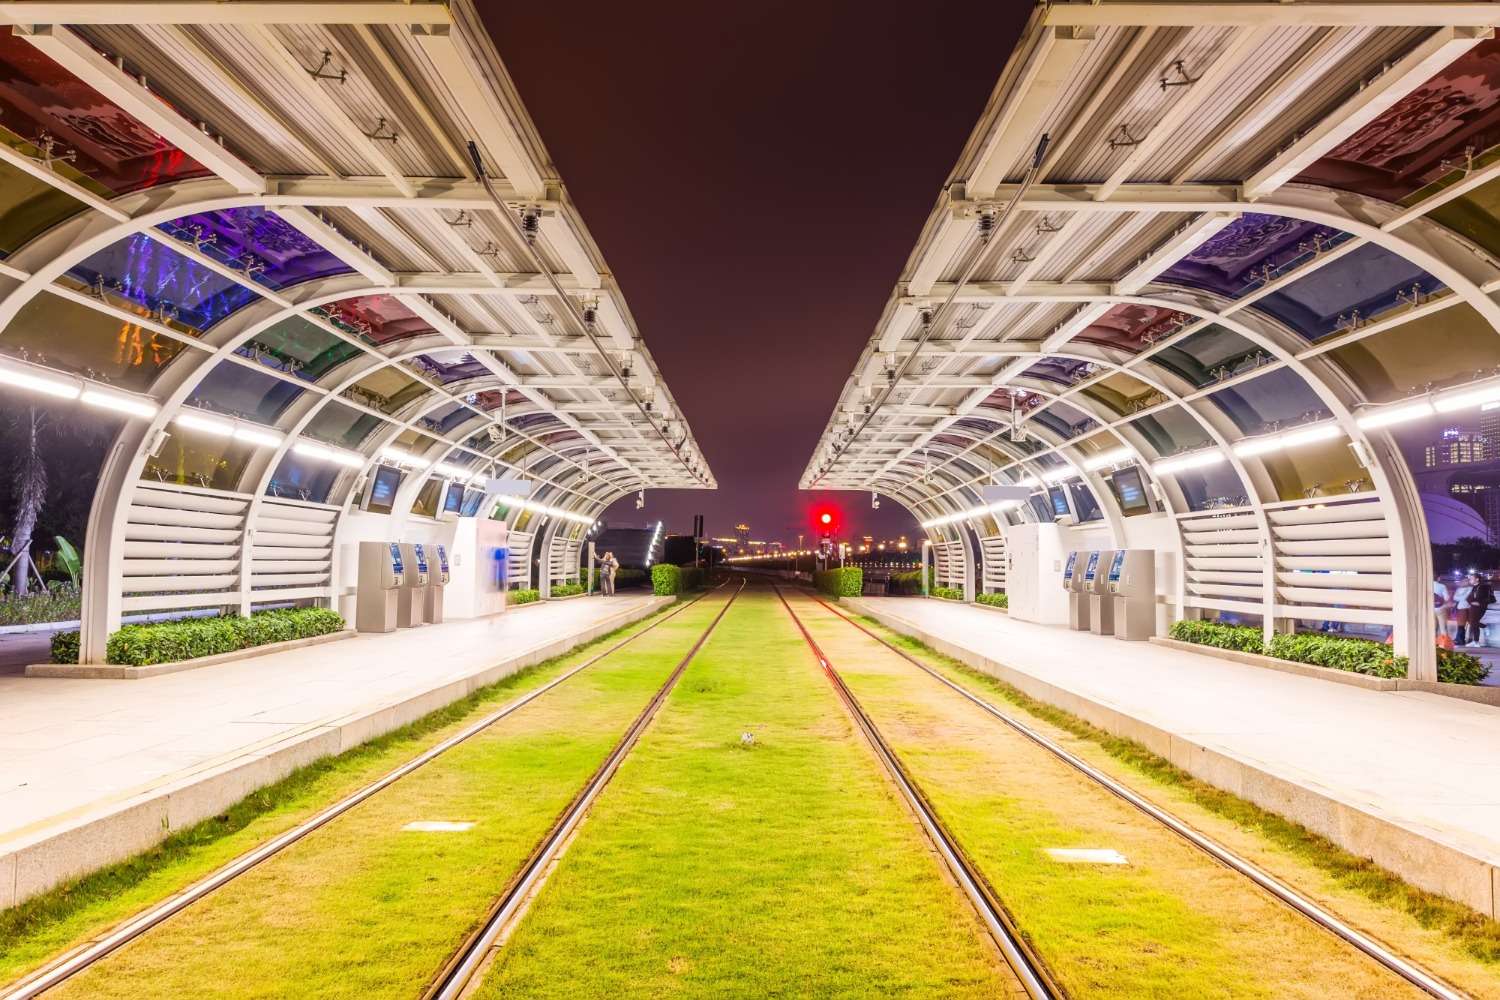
[0,601,680,988]
[42,595,732,999]
[798,598,1420,998]
[478,590,1016,999]
[854,614,1500,969]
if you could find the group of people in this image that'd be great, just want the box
[597,551,619,596]
[1434,573,1496,647]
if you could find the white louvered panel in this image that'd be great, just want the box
[1186,569,1263,585]
[1189,556,1264,571]
[1276,555,1392,572]
[1182,526,1260,544]
[548,538,582,584]
[1273,521,1388,541]
[255,515,331,536]
[1268,497,1394,623]
[1184,595,1263,614]
[1266,500,1384,524]
[1178,511,1258,530]
[122,485,247,603]
[1275,538,1389,556]
[250,498,336,597]
[122,592,240,613]
[1185,542,1261,557]
[1275,571,1392,592]
[508,531,533,589]
[1274,604,1392,626]
[1277,586,1393,609]
[251,572,331,587]
[251,559,332,574]
[980,535,1006,593]
[248,586,336,604]
[251,545,333,560]
[1187,581,1263,600]
[933,540,964,589]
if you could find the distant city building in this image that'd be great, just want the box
[1425,425,1489,468]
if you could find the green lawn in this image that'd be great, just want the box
[36,595,731,1000]
[791,596,1423,999]
[478,589,1014,999]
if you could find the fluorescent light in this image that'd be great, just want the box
[80,389,156,418]
[1357,399,1434,430]
[233,425,283,448]
[175,412,234,437]
[1016,475,1040,488]
[1279,422,1342,448]
[293,441,364,468]
[1082,447,1132,471]
[1153,449,1225,475]
[381,446,419,466]
[1232,435,1283,458]
[434,462,473,481]
[920,499,1020,529]
[1041,466,1078,484]
[1435,381,1500,413]
[0,364,82,401]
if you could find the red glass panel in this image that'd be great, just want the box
[321,295,434,346]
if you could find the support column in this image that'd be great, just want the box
[79,424,149,664]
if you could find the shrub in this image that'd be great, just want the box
[651,564,682,595]
[976,592,1008,609]
[1437,647,1489,685]
[813,567,862,598]
[931,586,963,601]
[103,607,346,666]
[550,583,585,598]
[1266,632,1406,679]
[511,588,540,605]
[0,581,81,627]
[1168,619,1264,654]
[888,567,935,596]
[678,566,705,591]
[50,629,80,664]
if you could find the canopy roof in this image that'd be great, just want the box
[0,0,713,519]
[802,2,1500,537]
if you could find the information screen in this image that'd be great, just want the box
[443,482,465,514]
[1108,550,1125,583]
[1048,487,1070,517]
[388,542,404,575]
[1063,551,1078,582]
[1109,466,1151,516]
[366,466,402,516]
[1084,551,1100,582]
[436,544,449,573]
[413,543,429,574]
[460,489,486,517]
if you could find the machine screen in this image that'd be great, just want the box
[413,543,429,574]
[366,466,402,515]
[1109,466,1151,516]
[1084,551,1100,582]
[459,489,486,517]
[436,544,449,573]
[1108,551,1125,583]
[1063,551,1077,581]
[442,482,465,514]
[388,543,404,575]
[1048,486,1070,517]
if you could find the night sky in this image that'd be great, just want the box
[482,1,1030,543]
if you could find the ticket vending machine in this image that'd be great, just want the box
[356,541,404,633]
[423,544,450,624]
[1087,550,1117,636]
[396,543,430,628]
[1064,551,1089,630]
[1109,549,1157,640]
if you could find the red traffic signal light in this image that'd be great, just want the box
[819,512,832,526]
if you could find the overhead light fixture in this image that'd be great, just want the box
[1434,381,1500,413]
[1082,447,1132,471]
[434,462,474,481]
[920,499,1021,529]
[80,388,158,419]
[1153,449,1226,476]
[1232,435,1284,458]
[1041,466,1078,484]
[0,363,81,401]
[233,425,284,448]
[1232,421,1342,459]
[381,446,420,466]
[1356,399,1434,430]
[175,412,234,437]
[293,440,364,468]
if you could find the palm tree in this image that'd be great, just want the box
[4,405,47,597]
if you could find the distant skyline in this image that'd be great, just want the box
[482,0,1031,542]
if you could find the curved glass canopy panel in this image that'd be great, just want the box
[1205,367,1330,435]
[0,289,187,390]
[68,234,259,332]
[246,315,362,381]
[1327,303,1500,402]
[1252,243,1444,341]
[156,207,354,292]
[1143,326,1265,390]
[0,160,85,258]
[188,359,305,424]
[1161,213,1348,301]
[322,295,434,347]
[267,452,338,505]
[1076,303,1191,353]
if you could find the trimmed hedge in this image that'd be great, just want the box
[813,567,863,598]
[932,586,963,601]
[976,592,1008,609]
[50,629,80,664]
[888,567,933,596]
[511,588,540,605]
[650,564,704,596]
[1169,620,1490,685]
[550,583,585,598]
[97,607,345,667]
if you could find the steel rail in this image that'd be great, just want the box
[771,585,1061,1000]
[2,587,724,1000]
[807,593,1470,1000]
[424,578,745,1000]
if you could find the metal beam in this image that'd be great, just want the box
[0,2,451,25]
[1043,4,1500,28]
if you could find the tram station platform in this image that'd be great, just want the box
[842,596,1500,920]
[0,594,668,909]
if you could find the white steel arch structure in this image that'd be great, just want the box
[803,2,1500,682]
[0,1,713,661]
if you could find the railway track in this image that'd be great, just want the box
[422,577,744,1000]
[785,587,1470,1000]
[3,583,735,1000]
[772,584,1062,1000]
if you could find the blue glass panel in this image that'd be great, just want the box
[68,233,258,331]
[1254,242,1443,340]
[157,207,353,291]
[267,453,338,504]
[1161,213,1350,300]
[1205,367,1330,435]
[188,360,303,423]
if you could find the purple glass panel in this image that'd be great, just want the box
[157,207,352,291]
[1021,357,1095,387]
[410,353,489,385]
[1160,214,1348,300]
[322,295,433,346]
[1252,242,1442,340]
[1205,367,1329,435]
[0,33,209,195]
[68,233,258,331]
[1297,39,1500,202]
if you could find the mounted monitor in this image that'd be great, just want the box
[1047,486,1073,522]
[441,480,466,517]
[361,465,403,516]
[1107,466,1153,516]
[459,488,488,518]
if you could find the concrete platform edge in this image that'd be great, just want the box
[23,630,355,680]
[0,596,670,910]
[843,597,1500,920]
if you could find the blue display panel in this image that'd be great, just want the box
[1108,466,1151,516]
[1085,551,1100,582]
[1108,550,1125,583]
[388,543,404,575]
[413,543,429,574]
[365,465,401,515]
[1063,551,1078,582]
[1048,486,1070,517]
[442,481,465,514]
[459,489,486,517]
[436,544,449,574]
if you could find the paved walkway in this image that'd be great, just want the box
[0,594,664,906]
[844,596,1500,918]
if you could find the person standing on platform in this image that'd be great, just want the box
[1453,575,1476,646]
[1465,573,1495,647]
[600,551,619,596]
